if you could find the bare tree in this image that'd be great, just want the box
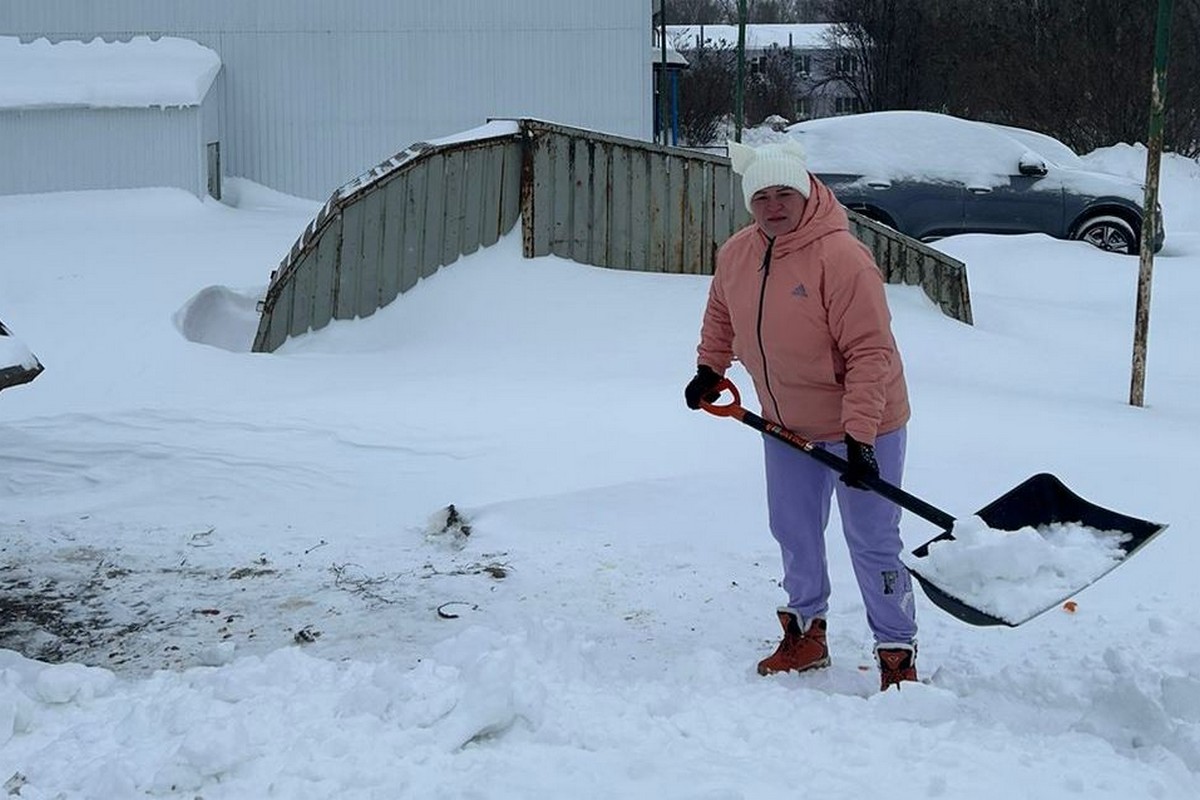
[676,41,739,145]
[745,44,805,124]
[944,0,1200,156]
[748,1,827,22]
[672,0,1200,154]
[815,0,1200,155]
[1170,0,1200,155]
[814,0,940,111]
[664,0,827,24]
[663,0,735,24]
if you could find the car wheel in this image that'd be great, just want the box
[1074,215,1138,255]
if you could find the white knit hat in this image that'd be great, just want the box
[728,139,811,211]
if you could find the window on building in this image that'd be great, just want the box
[749,55,767,76]
[795,97,811,119]
[794,54,812,76]
[834,54,857,74]
[834,96,862,115]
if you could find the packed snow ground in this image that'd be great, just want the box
[2,146,1199,798]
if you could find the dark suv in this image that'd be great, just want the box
[786,111,1163,254]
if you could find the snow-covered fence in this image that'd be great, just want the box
[520,119,738,276]
[853,220,973,325]
[252,125,524,352]
[518,119,972,325]
[253,119,972,352]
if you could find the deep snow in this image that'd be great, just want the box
[1,143,1199,798]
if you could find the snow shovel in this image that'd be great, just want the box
[699,378,1168,627]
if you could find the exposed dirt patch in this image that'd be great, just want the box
[1,539,514,676]
[0,578,118,664]
[0,555,282,673]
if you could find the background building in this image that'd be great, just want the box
[0,36,222,199]
[1,1,652,200]
[668,23,858,124]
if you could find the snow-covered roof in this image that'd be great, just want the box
[668,23,840,52]
[652,30,689,67]
[0,35,221,110]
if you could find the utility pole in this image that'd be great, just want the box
[735,0,747,142]
[660,2,669,146]
[1130,0,1174,407]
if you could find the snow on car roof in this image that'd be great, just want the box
[781,110,1143,200]
[786,110,1032,184]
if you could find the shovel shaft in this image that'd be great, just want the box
[747,408,955,532]
[701,379,956,533]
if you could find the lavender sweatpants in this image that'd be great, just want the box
[763,427,917,645]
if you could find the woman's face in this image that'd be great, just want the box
[750,185,807,238]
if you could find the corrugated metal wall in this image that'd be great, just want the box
[254,120,972,352]
[521,120,745,275]
[855,223,974,324]
[1,1,652,200]
[520,120,971,322]
[0,106,206,196]
[253,130,524,353]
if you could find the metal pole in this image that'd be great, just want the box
[670,69,680,146]
[1130,0,1174,407]
[660,6,669,146]
[735,0,747,142]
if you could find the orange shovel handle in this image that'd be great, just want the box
[698,378,745,420]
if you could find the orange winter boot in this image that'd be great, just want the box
[876,643,918,691]
[756,609,830,676]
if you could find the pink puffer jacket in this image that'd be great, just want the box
[697,178,910,445]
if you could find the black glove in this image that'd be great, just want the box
[840,434,880,490]
[684,365,723,410]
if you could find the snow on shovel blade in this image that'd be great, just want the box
[696,381,1168,629]
[906,473,1168,627]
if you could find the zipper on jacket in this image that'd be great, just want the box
[755,237,785,425]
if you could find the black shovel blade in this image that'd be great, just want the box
[907,473,1168,627]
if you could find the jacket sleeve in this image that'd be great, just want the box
[824,242,898,445]
[696,260,735,373]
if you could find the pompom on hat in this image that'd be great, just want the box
[728,138,811,211]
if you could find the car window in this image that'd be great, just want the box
[983,123,1084,169]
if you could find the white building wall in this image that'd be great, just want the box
[0,106,206,197]
[0,1,652,199]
